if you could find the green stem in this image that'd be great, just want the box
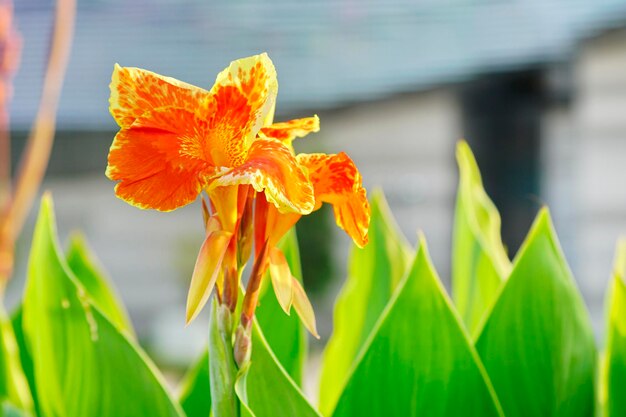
[209,299,240,417]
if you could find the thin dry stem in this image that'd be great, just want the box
[0,0,76,284]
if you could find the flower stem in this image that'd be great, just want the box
[240,240,269,330]
[209,298,240,417]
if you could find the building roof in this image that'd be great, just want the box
[10,0,626,130]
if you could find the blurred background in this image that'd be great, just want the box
[7,0,626,377]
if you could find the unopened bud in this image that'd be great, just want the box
[234,323,252,368]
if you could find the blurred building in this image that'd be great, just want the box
[7,1,626,354]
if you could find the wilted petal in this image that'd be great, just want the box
[186,230,233,324]
[260,116,320,145]
[110,64,210,128]
[269,247,293,314]
[297,152,370,247]
[211,139,315,215]
[292,277,319,338]
[106,109,217,211]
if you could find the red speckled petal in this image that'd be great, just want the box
[207,53,278,167]
[110,64,210,128]
[297,152,370,247]
[260,116,320,145]
[211,139,314,215]
[106,108,216,211]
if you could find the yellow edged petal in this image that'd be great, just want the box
[269,247,294,314]
[211,53,278,151]
[291,277,319,338]
[211,139,315,215]
[186,230,233,324]
[110,64,209,128]
[260,115,320,146]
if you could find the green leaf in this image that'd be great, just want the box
[2,402,31,417]
[22,194,184,417]
[475,208,596,417]
[256,229,307,386]
[9,309,37,417]
[331,237,504,417]
[452,140,510,336]
[178,349,212,417]
[0,304,33,415]
[65,233,134,335]
[604,239,626,417]
[319,190,412,415]
[237,320,321,417]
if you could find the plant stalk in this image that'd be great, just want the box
[209,298,240,417]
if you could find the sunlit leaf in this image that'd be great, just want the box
[22,194,185,417]
[331,237,503,417]
[452,140,510,336]
[604,239,626,417]
[256,229,307,386]
[10,309,37,417]
[178,349,211,417]
[65,233,134,335]
[475,208,596,417]
[319,190,412,415]
[0,305,33,415]
[237,320,321,417]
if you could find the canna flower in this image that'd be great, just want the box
[106,54,316,320]
[107,53,313,215]
[248,125,369,337]
[105,53,370,343]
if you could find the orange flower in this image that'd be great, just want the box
[106,53,371,337]
[106,54,315,322]
[107,53,314,216]
[246,125,370,337]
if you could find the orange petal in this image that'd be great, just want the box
[297,152,370,247]
[207,53,278,166]
[186,230,233,324]
[269,247,294,314]
[106,108,217,211]
[266,205,301,248]
[110,64,209,128]
[211,139,315,215]
[201,196,211,230]
[260,116,320,145]
[291,277,319,338]
[208,186,240,233]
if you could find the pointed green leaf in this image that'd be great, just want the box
[0,304,33,415]
[604,239,626,417]
[453,140,511,336]
[256,229,307,386]
[22,195,184,417]
[319,190,412,415]
[178,349,212,417]
[476,208,596,417]
[65,233,134,335]
[10,309,38,417]
[331,237,503,417]
[237,320,321,417]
